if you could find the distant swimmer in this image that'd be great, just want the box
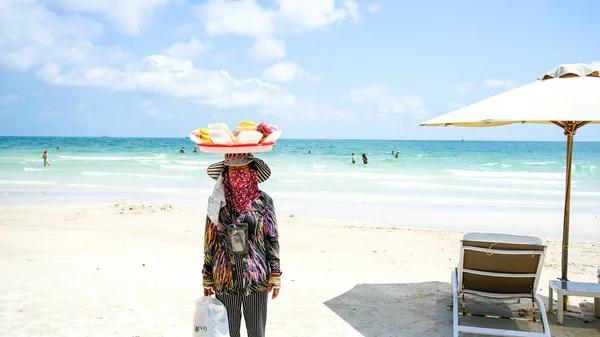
[395,152,399,159]
[362,153,368,165]
[42,150,51,166]
[308,150,312,154]
[351,153,356,164]
[193,147,198,153]
[179,147,185,153]
[56,146,60,150]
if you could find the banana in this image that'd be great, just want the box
[190,127,214,144]
[238,120,258,129]
[200,134,213,144]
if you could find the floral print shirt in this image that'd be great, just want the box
[202,191,281,295]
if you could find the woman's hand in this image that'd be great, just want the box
[269,286,279,299]
[203,278,214,297]
[268,273,281,299]
[203,286,214,297]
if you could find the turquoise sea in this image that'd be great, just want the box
[1,136,599,220]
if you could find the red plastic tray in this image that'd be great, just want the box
[196,142,275,154]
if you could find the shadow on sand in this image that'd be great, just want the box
[324,282,600,337]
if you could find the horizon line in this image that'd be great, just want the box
[0,135,599,142]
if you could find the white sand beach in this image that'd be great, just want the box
[0,203,599,337]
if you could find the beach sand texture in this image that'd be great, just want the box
[0,204,598,337]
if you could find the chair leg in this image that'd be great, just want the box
[452,268,459,337]
[556,291,564,325]
[534,294,552,337]
[547,287,553,313]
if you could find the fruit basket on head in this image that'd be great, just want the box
[189,121,282,154]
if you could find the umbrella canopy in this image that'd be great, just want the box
[421,63,600,127]
[420,63,600,283]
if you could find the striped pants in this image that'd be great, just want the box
[216,256,268,337]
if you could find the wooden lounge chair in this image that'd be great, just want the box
[451,233,551,337]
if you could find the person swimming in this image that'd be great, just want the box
[179,147,185,153]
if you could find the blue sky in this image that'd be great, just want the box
[1,0,599,140]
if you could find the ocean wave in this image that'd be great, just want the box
[174,160,214,165]
[375,179,599,196]
[67,183,104,188]
[80,171,190,180]
[23,167,45,172]
[417,154,429,157]
[138,159,170,164]
[160,165,205,171]
[60,154,167,161]
[478,163,512,168]
[297,171,420,181]
[312,164,326,169]
[467,177,568,187]
[446,169,563,180]
[0,180,56,185]
[278,179,308,185]
[524,161,557,165]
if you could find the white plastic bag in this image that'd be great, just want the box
[193,296,230,337]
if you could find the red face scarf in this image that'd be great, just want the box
[224,168,260,214]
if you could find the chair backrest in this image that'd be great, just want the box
[458,233,547,298]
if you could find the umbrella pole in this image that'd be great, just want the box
[561,129,575,307]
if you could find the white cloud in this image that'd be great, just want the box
[484,79,513,90]
[454,82,474,94]
[248,38,286,62]
[278,0,361,28]
[196,0,276,38]
[166,37,208,59]
[37,55,297,109]
[0,94,21,105]
[48,0,179,35]
[195,0,361,38]
[590,61,600,69]
[367,4,380,13]
[262,61,319,83]
[348,84,425,117]
[0,1,294,111]
[0,0,123,71]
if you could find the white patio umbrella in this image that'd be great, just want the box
[420,63,600,283]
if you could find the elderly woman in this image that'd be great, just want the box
[202,153,281,337]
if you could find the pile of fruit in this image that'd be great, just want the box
[190,120,282,146]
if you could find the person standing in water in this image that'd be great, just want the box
[362,153,368,165]
[351,153,356,164]
[179,147,185,153]
[42,150,51,167]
